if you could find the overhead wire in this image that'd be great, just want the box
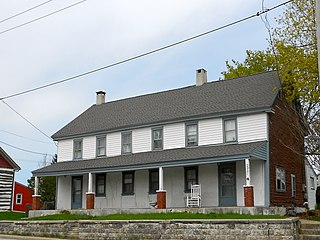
[0,0,292,101]
[0,0,53,24]
[0,0,88,36]
[1,100,55,143]
[0,129,54,145]
[0,140,55,156]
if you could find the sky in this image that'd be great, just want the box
[0,0,286,185]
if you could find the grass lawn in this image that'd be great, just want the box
[28,212,287,221]
[0,211,25,220]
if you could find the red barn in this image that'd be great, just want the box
[13,182,32,212]
[0,147,20,210]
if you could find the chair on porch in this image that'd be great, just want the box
[186,184,201,207]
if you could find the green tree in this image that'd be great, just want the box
[222,0,319,169]
[28,154,57,205]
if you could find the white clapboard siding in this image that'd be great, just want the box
[132,128,151,153]
[238,113,268,143]
[57,139,73,162]
[107,132,121,157]
[83,136,96,159]
[164,123,185,150]
[0,170,13,210]
[199,118,223,146]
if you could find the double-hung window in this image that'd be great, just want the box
[224,118,237,143]
[95,173,106,197]
[186,123,198,147]
[96,136,106,157]
[276,167,286,192]
[122,171,134,195]
[16,194,22,204]
[184,166,198,192]
[149,169,159,194]
[310,177,315,190]
[152,128,163,150]
[291,174,296,198]
[122,132,132,154]
[73,139,83,160]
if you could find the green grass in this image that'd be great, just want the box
[29,212,287,221]
[0,211,25,220]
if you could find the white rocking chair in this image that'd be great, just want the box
[186,184,201,207]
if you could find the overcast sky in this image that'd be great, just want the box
[0,0,284,185]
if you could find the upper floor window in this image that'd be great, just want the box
[73,139,83,160]
[186,123,198,147]
[122,171,134,195]
[122,132,132,154]
[291,174,296,198]
[224,119,237,143]
[152,128,163,150]
[310,176,315,190]
[96,136,106,157]
[276,167,286,192]
[184,166,198,193]
[96,173,106,197]
[149,169,159,194]
[16,194,22,204]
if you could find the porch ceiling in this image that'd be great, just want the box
[32,141,267,177]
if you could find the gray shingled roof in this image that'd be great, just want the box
[52,71,280,140]
[33,141,267,176]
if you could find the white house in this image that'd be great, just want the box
[32,70,306,210]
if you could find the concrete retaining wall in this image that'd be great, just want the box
[0,218,299,240]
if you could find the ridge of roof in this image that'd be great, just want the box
[52,71,280,140]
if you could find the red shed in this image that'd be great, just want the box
[13,182,32,212]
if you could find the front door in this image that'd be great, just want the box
[219,163,236,206]
[71,176,82,209]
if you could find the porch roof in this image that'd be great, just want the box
[32,141,267,177]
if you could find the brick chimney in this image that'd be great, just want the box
[96,91,106,105]
[196,68,207,86]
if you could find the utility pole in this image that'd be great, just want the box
[316,0,320,78]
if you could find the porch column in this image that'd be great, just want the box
[32,176,41,210]
[86,172,95,209]
[156,167,166,209]
[243,158,254,207]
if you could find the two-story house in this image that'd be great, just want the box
[32,70,305,210]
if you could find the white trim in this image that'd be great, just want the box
[0,168,14,172]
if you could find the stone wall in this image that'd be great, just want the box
[0,218,299,239]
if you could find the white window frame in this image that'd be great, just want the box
[185,123,198,147]
[310,176,315,190]
[152,128,163,150]
[73,139,83,160]
[122,132,132,154]
[16,193,22,205]
[223,118,237,143]
[276,167,286,192]
[291,174,296,198]
[96,136,106,157]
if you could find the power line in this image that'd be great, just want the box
[0,0,53,24]
[1,100,53,142]
[0,0,88,36]
[0,0,292,101]
[0,129,54,145]
[0,140,54,156]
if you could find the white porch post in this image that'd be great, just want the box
[32,176,41,210]
[88,172,93,193]
[244,158,254,207]
[159,167,164,191]
[86,172,95,209]
[245,158,251,186]
[156,167,166,209]
[34,176,39,196]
